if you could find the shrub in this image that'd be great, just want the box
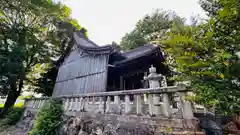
[1,107,25,125]
[28,98,63,135]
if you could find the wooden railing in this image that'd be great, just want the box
[24,85,195,119]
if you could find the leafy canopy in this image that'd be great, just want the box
[0,0,85,112]
[119,9,185,51]
[163,0,240,115]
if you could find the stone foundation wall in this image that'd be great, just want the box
[18,109,205,135]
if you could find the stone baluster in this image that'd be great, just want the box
[84,97,89,112]
[148,94,154,116]
[135,95,142,115]
[114,95,120,114]
[98,97,104,113]
[32,100,37,109]
[64,98,69,111]
[26,100,30,108]
[76,97,81,111]
[73,97,78,111]
[79,97,84,111]
[92,97,95,104]
[144,65,162,116]
[23,100,29,108]
[35,100,39,109]
[24,100,30,108]
[106,96,111,113]
[41,99,46,108]
[30,100,34,108]
[124,95,131,114]
[161,76,172,117]
[178,92,194,119]
[162,92,172,117]
[31,100,35,108]
[37,100,42,109]
[68,98,73,111]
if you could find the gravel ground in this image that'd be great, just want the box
[0,125,27,135]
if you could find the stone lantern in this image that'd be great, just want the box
[144,65,163,116]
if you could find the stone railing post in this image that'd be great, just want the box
[161,76,172,117]
[64,98,69,111]
[84,97,89,112]
[98,97,104,113]
[144,65,162,116]
[114,95,121,114]
[76,97,81,112]
[68,98,73,111]
[135,95,142,115]
[106,96,111,113]
[124,95,131,114]
[178,91,194,119]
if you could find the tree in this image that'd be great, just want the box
[0,0,83,116]
[119,9,185,51]
[163,0,240,117]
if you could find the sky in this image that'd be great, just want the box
[64,0,207,45]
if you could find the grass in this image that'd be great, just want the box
[0,102,24,108]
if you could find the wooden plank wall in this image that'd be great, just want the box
[53,47,109,96]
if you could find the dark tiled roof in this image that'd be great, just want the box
[110,44,164,66]
[57,29,164,67]
[123,44,160,59]
[76,31,99,47]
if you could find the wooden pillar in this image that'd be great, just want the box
[144,72,148,88]
[143,72,148,102]
[120,76,123,90]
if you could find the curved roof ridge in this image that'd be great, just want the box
[123,44,158,55]
[75,31,99,47]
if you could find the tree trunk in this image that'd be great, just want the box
[0,90,20,118]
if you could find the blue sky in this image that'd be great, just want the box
[63,0,206,45]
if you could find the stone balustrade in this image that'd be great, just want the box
[24,85,194,119]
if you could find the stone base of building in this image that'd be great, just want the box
[19,109,205,135]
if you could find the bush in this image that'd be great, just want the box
[1,107,25,125]
[28,98,63,135]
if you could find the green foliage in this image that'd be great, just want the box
[33,64,58,96]
[28,98,63,135]
[0,0,86,111]
[120,9,185,51]
[1,108,24,125]
[162,0,240,116]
